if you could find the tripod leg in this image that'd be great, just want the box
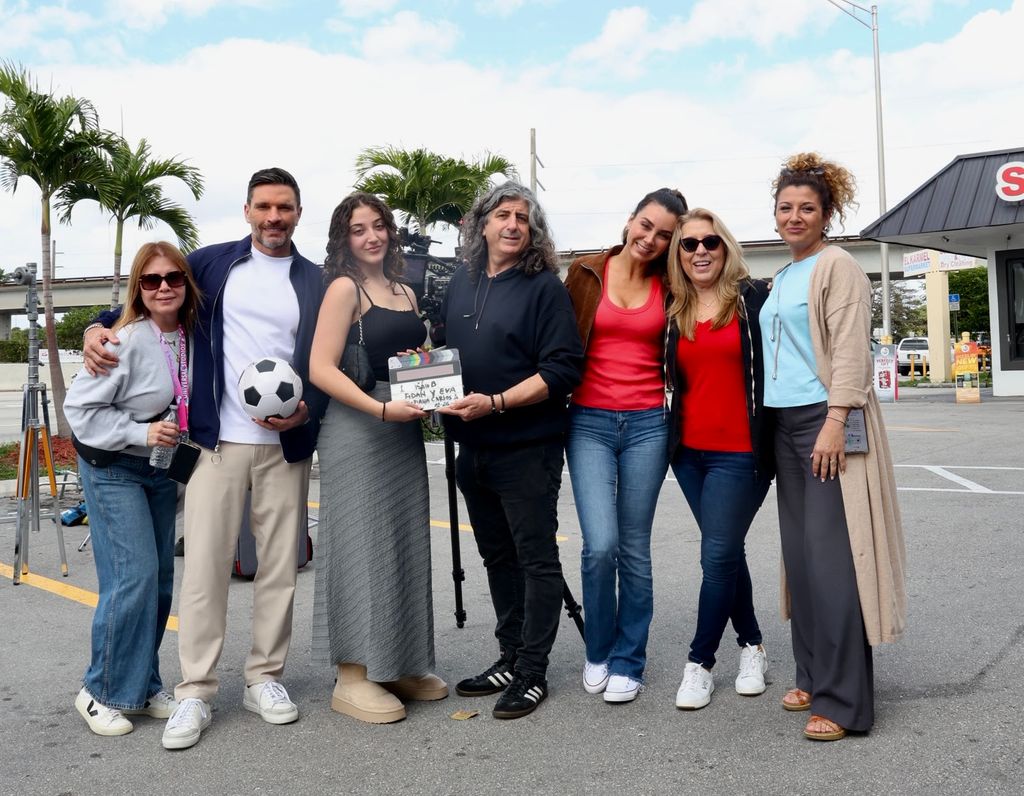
[12,389,31,584]
[37,424,67,575]
[562,579,586,640]
[444,436,467,628]
[28,425,41,576]
[40,423,57,496]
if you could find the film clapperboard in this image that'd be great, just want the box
[388,347,464,410]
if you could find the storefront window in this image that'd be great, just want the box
[1006,255,1024,364]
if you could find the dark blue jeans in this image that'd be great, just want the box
[455,439,565,678]
[672,448,770,669]
[78,453,178,709]
[566,405,668,679]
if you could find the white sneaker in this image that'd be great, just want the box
[735,643,768,696]
[603,674,642,703]
[161,698,210,750]
[75,687,133,736]
[583,661,610,694]
[243,680,299,725]
[125,690,177,719]
[675,662,714,710]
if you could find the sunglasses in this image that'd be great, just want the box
[781,166,825,176]
[140,271,186,291]
[679,235,723,253]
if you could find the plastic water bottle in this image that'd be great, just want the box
[149,406,178,469]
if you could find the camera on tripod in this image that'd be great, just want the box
[399,227,458,336]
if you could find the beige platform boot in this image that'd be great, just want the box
[331,663,406,724]
[382,673,449,701]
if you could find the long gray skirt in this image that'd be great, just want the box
[311,384,435,681]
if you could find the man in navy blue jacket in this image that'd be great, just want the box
[438,182,583,720]
[84,167,325,750]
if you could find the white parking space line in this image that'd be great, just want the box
[427,450,1024,495]
[918,465,992,493]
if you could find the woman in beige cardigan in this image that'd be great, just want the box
[760,153,906,741]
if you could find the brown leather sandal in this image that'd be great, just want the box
[782,687,811,711]
[803,714,846,741]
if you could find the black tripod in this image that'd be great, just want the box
[440,433,584,639]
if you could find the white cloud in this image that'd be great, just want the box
[566,1,836,79]
[474,0,526,17]
[0,3,97,56]
[104,0,268,31]
[361,11,459,59]
[336,0,399,18]
[2,2,1022,279]
[567,7,655,79]
[885,0,970,26]
[682,0,829,48]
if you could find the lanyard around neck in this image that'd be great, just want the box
[149,320,189,431]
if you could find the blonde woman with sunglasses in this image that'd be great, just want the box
[65,242,201,737]
[666,209,775,712]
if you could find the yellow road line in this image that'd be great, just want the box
[0,561,179,632]
[430,519,474,532]
[1,507,570,616]
[313,501,567,540]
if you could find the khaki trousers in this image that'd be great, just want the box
[175,441,311,702]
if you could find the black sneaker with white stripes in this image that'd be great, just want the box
[492,672,548,719]
[455,652,516,697]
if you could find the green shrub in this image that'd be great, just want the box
[0,339,27,363]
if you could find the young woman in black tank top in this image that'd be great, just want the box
[309,192,444,725]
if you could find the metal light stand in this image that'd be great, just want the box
[443,435,467,628]
[11,262,65,584]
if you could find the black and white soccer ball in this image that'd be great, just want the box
[237,358,303,421]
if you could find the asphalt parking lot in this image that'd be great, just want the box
[1,387,1022,795]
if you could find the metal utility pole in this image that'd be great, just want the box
[828,1,891,336]
[530,128,545,194]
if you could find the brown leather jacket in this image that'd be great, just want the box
[563,245,671,406]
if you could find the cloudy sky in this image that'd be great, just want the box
[0,0,1019,277]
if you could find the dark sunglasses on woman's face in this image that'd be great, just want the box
[680,235,723,253]
[140,271,186,291]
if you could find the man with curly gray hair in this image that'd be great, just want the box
[437,181,583,720]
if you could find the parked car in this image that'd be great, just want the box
[897,337,929,375]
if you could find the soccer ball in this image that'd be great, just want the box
[237,358,303,421]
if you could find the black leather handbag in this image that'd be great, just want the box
[340,307,375,392]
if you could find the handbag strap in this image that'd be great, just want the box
[346,276,368,346]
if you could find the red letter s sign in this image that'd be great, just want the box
[996,161,1024,202]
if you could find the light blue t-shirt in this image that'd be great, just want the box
[760,252,829,408]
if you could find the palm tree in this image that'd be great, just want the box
[354,146,517,235]
[0,62,115,437]
[59,136,204,308]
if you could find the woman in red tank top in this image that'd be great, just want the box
[665,208,775,712]
[564,188,688,703]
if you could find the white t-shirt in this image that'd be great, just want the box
[218,247,301,444]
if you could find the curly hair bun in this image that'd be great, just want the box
[774,152,858,227]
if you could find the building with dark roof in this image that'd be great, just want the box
[862,148,1024,395]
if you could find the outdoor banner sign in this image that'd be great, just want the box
[954,340,981,404]
[389,347,464,410]
[902,249,985,277]
[873,343,898,402]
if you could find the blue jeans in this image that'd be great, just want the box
[79,454,178,709]
[566,405,669,680]
[672,448,771,668]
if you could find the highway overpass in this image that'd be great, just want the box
[0,237,944,339]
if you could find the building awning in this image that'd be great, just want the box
[860,147,1024,258]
